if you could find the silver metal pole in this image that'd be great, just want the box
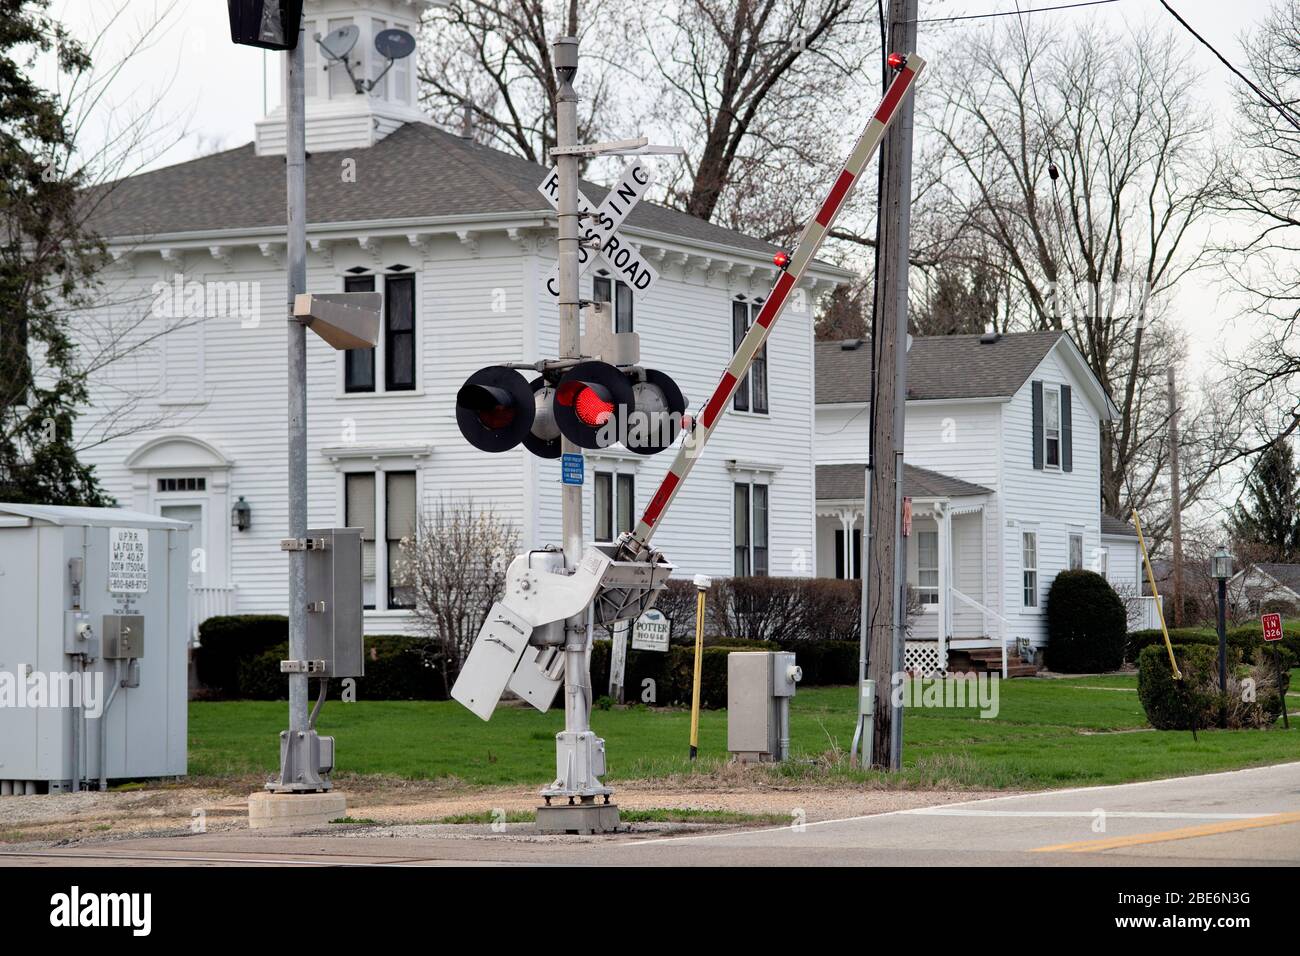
[554,38,589,748]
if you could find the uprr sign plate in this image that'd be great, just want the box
[632,608,670,652]
[108,527,149,594]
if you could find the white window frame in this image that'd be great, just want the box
[592,469,636,544]
[733,480,770,576]
[1043,386,1061,469]
[1068,532,1084,571]
[731,297,769,416]
[336,269,422,397]
[1022,530,1039,608]
[592,273,634,333]
[916,529,940,606]
[338,461,422,614]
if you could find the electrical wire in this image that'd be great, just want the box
[914,0,1120,24]
[1156,0,1300,135]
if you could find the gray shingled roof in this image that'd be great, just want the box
[1256,563,1300,594]
[1100,514,1138,537]
[816,463,991,501]
[815,331,1068,404]
[83,122,797,260]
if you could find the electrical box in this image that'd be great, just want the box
[727,651,801,763]
[0,504,190,793]
[102,615,145,660]
[304,527,364,678]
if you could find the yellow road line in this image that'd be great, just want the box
[1032,810,1300,853]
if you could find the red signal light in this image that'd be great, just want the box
[575,387,614,427]
[887,52,905,70]
[773,250,790,269]
[477,402,516,429]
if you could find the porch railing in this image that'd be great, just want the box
[949,587,1011,678]
[189,584,237,643]
[1129,594,1163,633]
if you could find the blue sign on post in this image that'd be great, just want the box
[561,453,584,485]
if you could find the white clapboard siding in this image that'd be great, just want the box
[74,230,835,635]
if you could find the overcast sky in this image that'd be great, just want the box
[36,0,1285,401]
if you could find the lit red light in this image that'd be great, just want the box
[575,387,614,426]
[887,52,905,70]
[773,250,790,269]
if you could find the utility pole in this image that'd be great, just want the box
[1167,366,1184,627]
[865,0,919,772]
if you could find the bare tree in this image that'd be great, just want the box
[416,0,621,165]
[1213,0,1300,467]
[398,498,520,695]
[923,21,1227,525]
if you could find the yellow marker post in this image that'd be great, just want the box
[1134,510,1181,680]
[689,574,710,759]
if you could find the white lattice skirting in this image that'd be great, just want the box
[904,641,943,676]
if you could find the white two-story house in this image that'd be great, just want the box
[71,0,852,637]
[814,330,1150,672]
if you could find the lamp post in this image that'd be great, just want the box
[1212,547,1233,696]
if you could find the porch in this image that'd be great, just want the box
[816,463,1016,676]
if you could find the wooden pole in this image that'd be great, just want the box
[1167,366,1184,627]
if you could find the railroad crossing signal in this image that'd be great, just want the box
[538,160,661,296]
[456,360,685,458]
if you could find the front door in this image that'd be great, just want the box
[158,501,205,587]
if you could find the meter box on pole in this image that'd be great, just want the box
[0,504,190,794]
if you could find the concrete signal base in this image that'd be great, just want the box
[535,800,622,835]
[248,792,348,830]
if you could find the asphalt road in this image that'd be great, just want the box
[4,762,1298,867]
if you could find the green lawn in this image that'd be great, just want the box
[188,673,1300,792]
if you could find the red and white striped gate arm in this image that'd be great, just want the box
[624,52,926,556]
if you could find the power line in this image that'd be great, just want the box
[913,0,1120,24]
[1156,0,1300,135]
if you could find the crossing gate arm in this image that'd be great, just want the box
[618,53,927,559]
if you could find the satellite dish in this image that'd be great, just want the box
[374,28,416,61]
[318,24,359,61]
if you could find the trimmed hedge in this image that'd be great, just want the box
[1137,643,1290,730]
[196,615,443,700]
[196,615,289,697]
[1126,626,1264,665]
[1044,570,1126,673]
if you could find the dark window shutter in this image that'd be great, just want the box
[1031,380,1044,470]
[1061,384,1073,472]
[835,529,845,579]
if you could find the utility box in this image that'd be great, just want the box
[304,527,364,678]
[727,651,802,763]
[0,504,190,793]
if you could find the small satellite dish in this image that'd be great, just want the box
[318,24,359,61]
[374,28,416,61]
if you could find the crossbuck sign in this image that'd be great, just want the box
[538,159,661,297]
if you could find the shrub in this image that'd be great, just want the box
[200,617,443,700]
[1137,644,1222,730]
[1044,570,1126,673]
[1137,643,1289,730]
[799,579,861,643]
[1126,625,1267,665]
[710,576,805,643]
[196,615,288,697]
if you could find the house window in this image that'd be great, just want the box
[385,274,416,391]
[156,477,206,493]
[1022,531,1039,608]
[593,275,634,333]
[917,530,939,604]
[1095,546,1109,577]
[1069,532,1084,571]
[345,272,417,393]
[593,471,635,543]
[1044,388,1061,468]
[734,482,769,576]
[344,275,376,392]
[386,471,416,608]
[345,469,417,611]
[732,299,768,414]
